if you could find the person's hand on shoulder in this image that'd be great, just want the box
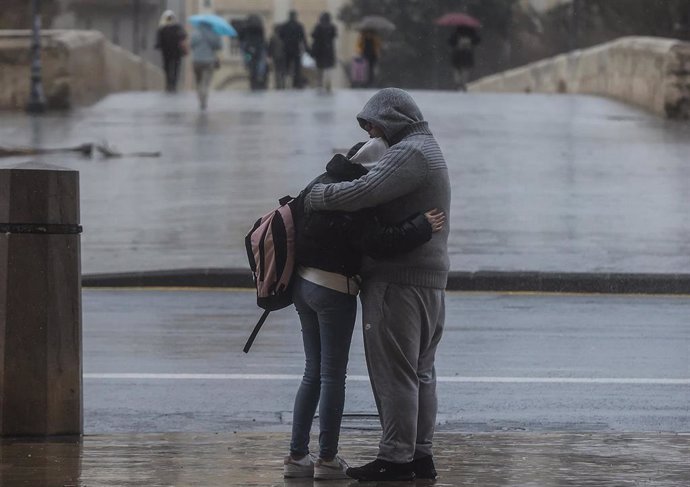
[424,209,445,233]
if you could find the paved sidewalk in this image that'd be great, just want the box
[2,432,689,487]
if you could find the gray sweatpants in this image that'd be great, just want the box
[193,62,215,109]
[360,281,445,463]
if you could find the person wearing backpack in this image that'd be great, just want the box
[305,88,450,482]
[284,138,445,480]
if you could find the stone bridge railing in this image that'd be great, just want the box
[470,36,690,120]
[0,30,163,110]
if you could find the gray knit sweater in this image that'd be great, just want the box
[307,88,451,289]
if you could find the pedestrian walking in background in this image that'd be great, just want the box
[285,137,445,480]
[357,30,381,87]
[310,12,337,93]
[305,88,451,482]
[268,24,287,89]
[155,10,187,93]
[449,26,480,91]
[280,10,309,88]
[190,22,222,110]
[240,14,268,90]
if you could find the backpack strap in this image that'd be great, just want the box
[243,309,271,353]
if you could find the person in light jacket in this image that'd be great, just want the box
[190,22,222,110]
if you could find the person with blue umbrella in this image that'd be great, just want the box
[188,14,236,110]
[188,14,238,37]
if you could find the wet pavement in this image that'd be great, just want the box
[5,287,685,484]
[1,431,689,486]
[2,90,690,485]
[2,89,690,275]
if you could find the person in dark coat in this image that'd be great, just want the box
[280,10,309,88]
[310,12,337,92]
[241,15,268,90]
[155,10,187,93]
[449,26,480,91]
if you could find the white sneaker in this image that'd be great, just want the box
[283,454,314,478]
[314,455,349,480]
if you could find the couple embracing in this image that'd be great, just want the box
[284,88,451,482]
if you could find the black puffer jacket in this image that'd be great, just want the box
[296,154,432,277]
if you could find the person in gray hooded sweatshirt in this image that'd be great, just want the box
[305,88,450,482]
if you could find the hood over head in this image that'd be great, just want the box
[356,88,424,143]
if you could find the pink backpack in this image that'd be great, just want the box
[243,195,301,352]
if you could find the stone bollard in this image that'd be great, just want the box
[0,162,82,436]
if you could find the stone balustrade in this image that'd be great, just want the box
[470,36,690,119]
[0,30,163,110]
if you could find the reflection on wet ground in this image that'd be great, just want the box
[2,90,689,275]
[1,432,688,486]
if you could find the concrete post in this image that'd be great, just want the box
[0,163,82,436]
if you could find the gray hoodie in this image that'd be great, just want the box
[307,88,450,289]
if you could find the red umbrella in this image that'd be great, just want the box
[434,12,482,29]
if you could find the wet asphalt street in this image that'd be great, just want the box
[2,89,690,486]
[2,89,690,275]
[83,288,689,434]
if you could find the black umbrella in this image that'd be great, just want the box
[354,15,395,32]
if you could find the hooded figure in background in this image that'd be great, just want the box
[306,88,451,482]
[310,12,337,92]
[155,10,187,92]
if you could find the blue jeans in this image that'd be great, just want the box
[290,276,357,460]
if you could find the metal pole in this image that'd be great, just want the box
[27,0,46,113]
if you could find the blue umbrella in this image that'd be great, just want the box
[188,14,238,37]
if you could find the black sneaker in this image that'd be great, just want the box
[346,458,415,481]
[412,455,437,480]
